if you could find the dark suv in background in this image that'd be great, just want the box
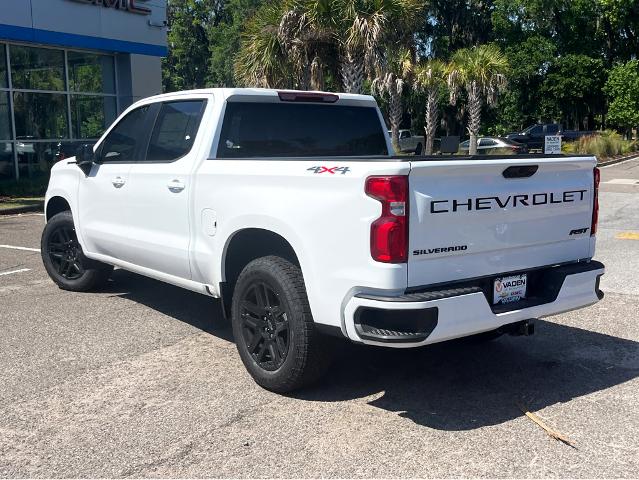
[507,123,594,150]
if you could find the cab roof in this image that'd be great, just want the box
[139,87,378,106]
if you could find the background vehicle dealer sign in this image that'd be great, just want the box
[545,135,562,154]
[69,0,151,15]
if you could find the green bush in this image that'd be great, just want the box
[562,130,637,158]
[0,175,49,198]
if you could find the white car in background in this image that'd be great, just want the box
[459,137,528,154]
[388,129,425,154]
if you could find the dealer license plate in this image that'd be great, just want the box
[493,274,527,305]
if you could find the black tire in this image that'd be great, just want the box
[41,211,113,292]
[231,255,333,393]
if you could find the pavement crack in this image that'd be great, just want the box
[0,331,212,409]
[118,398,277,477]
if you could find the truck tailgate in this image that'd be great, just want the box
[407,156,596,287]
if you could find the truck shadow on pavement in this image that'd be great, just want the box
[301,325,639,431]
[105,269,233,342]
[107,269,639,432]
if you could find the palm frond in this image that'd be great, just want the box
[235,3,292,88]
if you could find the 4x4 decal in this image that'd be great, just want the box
[307,166,351,175]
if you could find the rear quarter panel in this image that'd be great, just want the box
[190,158,410,330]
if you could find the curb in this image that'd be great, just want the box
[0,202,44,216]
[598,153,639,167]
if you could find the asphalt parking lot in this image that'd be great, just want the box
[1,159,638,478]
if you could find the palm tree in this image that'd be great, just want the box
[277,0,334,90]
[337,0,423,94]
[237,0,423,93]
[372,46,413,152]
[447,44,509,155]
[235,3,293,88]
[414,58,448,155]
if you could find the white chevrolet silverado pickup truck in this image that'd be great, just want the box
[42,88,605,392]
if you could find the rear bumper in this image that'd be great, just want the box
[342,261,605,347]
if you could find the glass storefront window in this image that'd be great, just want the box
[0,92,11,140]
[0,142,14,181]
[68,52,116,94]
[16,141,60,180]
[0,44,7,88]
[71,95,117,139]
[3,44,118,181]
[13,92,68,139]
[10,45,65,91]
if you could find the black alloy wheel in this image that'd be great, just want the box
[231,256,334,392]
[239,281,291,371]
[47,225,85,280]
[41,211,113,291]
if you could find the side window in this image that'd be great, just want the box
[479,138,496,147]
[529,125,543,135]
[546,124,559,134]
[146,100,205,161]
[400,131,410,139]
[99,105,149,162]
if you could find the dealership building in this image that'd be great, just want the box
[0,0,168,183]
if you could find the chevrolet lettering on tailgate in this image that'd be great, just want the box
[430,190,588,214]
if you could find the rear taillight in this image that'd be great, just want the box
[365,176,408,263]
[591,167,600,236]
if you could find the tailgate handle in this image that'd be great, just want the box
[503,165,538,179]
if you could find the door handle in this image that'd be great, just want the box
[112,176,126,188]
[167,179,185,193]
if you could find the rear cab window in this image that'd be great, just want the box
[146,100,206,162]
[216,100,388,158]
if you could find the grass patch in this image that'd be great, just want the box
[0,175,49,198]
[0,196,44,211]
[563,130,638,159]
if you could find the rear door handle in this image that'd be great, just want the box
[112,176,126,188]
[167,179,185,193]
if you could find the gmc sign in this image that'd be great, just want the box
[69,0,151,15]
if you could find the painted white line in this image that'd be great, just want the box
[600,157,639,168]
[0,245,41,252]
[603,178,639,185]
[0,213,44,218]
[0,268,30,276]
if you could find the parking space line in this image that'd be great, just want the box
[0,213,44,219]
[616,232,639,240]
[0,245,41,252]
[603,179,639,185]
[0,268,30,276]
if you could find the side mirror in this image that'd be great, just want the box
[75,144,96,176]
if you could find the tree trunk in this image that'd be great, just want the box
[389,85,402,154]
[340,50,364,94]
[424,89,439,155]
[299,59,311,91]
[467,81,481,155]
[310,55,324,91]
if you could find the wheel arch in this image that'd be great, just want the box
[45,196,72,221]
[219,228,302,319]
